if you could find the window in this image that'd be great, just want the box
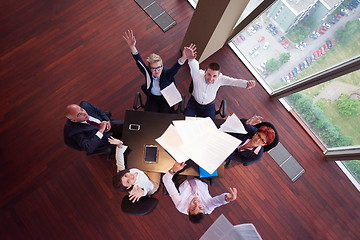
[230,0,360,92]
[187,0,360,184]
[229,0,360,184]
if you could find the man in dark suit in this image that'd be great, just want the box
[123,29,188,113]
[63,101,123,154]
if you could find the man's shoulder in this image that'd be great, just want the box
[79,101,91,108]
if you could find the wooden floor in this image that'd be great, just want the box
[0,0,359,239]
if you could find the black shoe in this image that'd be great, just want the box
[224,159,232,168]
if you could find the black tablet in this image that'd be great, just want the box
[144,145,158,163]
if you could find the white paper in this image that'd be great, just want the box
[219,113,247,134]
[155,125,189,163]
[160,82,182,107]
[179,129,241,174]
[173,117,217,143]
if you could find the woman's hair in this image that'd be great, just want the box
[258,126,276,145]
[188,212,204,224]
[146,53,162,65]
[255,122,279,152]
[112,169,130,192]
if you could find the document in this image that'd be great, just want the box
[160,82,183,107]
[179,128,241,174]
[157,117,241,173]
[219,113,247,134]
[173,117,217,143]
[155,124,189,163]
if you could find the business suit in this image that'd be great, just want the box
[227,119,264,166]
[132,52,183,113]
[64,101,123,153]
[227,119,279,166]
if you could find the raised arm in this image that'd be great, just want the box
[162,162,186,206]
[183,43,197,60]
[108,136,125,172]
[123,29,138,55]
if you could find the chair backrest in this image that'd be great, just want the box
[133,92,145,110]
[121,195,158,215]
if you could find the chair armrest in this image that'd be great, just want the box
[216,99,227,118]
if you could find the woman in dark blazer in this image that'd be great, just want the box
[226,115,279,167]
[124,29,187,113]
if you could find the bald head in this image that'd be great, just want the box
[65,104,89,122]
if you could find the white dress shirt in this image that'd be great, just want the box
[115,146,154,196]
[150,76,161,96]
[188,59,248,105]
[162,171,228,215]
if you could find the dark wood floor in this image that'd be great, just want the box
[0,0,359,239]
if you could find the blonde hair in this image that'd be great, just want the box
[146,53,162,65]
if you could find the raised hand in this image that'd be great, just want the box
[246,80,256,89]
[129,185,144,203]
[246,115,263,125]
[123,29,138,54]
[225,187,237,202]
[172,161,187,173]
[108,136,123,147]
[183,43,197,60]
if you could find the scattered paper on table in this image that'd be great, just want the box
[156,117,241,173]
[179,128,241,173]
[155,124,189,163]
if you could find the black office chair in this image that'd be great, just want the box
[188,82,227,118]
[121,195,158,215]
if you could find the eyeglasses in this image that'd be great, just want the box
[150,65,163,71]
[255,132,267,145]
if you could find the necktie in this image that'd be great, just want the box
[86,120,100,128]
[187,176,198,196]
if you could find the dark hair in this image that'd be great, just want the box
[188,213,204,224]
[112,169,130,192]
[206,62,220,71]
[255,122,279,152]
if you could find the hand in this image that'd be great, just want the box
[108,136,123,147]
[123,29,136,48]
[183,43,197,60]
[123,29,138,54]
[104,121,111,132]
[99,121,107,133]
[246,80,256,89]
[246,115,263,125]
[172,161,186,173]
[129,185,144,203]
[225,187,237,202]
